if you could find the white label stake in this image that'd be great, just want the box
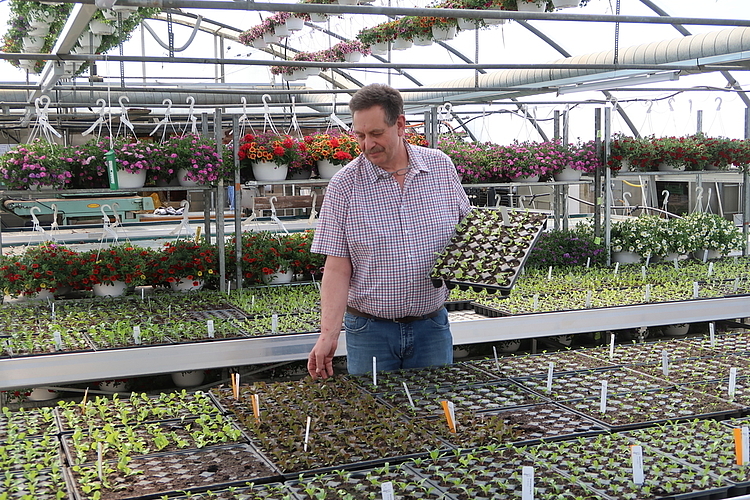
[303,416,311,452]
[271,314,278,334]
[644,284,651,303]
[547,266,553,280]
[97,442,104,480]
[661,350,669,376]
[609,333,616,360]
[709,322,716,348]
[52,330,63,351]
[673,258,679,270]
[207,320,215,338]
[641,266,646,279]
[381,482,395,500]
[729,367,738,399]
[743,426,749,465]
[521,466,534,500]
[631,445,645,485]
[492,346,500,371]
[614,262,620,275]
[402,382,416,409]
[546,362,554,392]
[586,257,591,269]
[708,262,714,277]
[51,302,55,321]
[693,282,700,299]
[141,288,145,300]
[599,380,608,413]
[372,357,377,387]
[734,277,740,293]
[533,294,539,311]
[132,325,141,345]
[585,290,592,309]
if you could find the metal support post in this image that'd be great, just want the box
[215,109,226,293]
[233,114,243,290]
[603,107,612,266]
[697,109,703,134]
[553,110,560,140]
[744,109,750,256]
[424,108,438,148]
[594,108,602,237]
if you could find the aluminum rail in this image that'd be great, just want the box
[1,295,748,390]
[45,0,750,27]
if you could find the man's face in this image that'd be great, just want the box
[351,105,405,169]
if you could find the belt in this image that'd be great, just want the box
[346,306,441,324]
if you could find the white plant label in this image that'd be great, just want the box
[402,382,416,409]
[303,415,311,452]
[97,442,104,480]
[533,294,539,311]
[644,284,651,303]
[546,362,554,392]
[521,466,534,500]
[271,314,278,334]
[207,320,215,338]
[381,482,394,500]
[661,350,669,376]
[743,426,749,465]
[729,367,738,399]
[51,302,55,321]
[547,266,552,280]
[586,257,590,268]
[251,295,255,307]
[641,266,646,279]
[132,325,141,345]
[492,346,500,371]
[52,330,62,351]
[599,380,608,413]
[708,262,714,277]
[709,322,716,348]
[645,255,651,267]
[141,288,145,300]
[702,249,709,263]
[500,206,510,226]
[609,333,616,360]
[693,282,699,299]
[585,290,592,309]
[614,262,620,275]
[735,277,740,293]
[673,258,679,270]
[631,445,645,485]
[372,357,377,387]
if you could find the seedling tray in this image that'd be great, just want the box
[347,362,503,394]
[0,407,59,440]
[430,208,547,294]
[2,467,75,500]
[472,350,619,378]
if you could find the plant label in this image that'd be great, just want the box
[533,294,539,311]
[735,426,750,465]
[547,266,552,281]
[586,257,591,269]
[630,445,645,485]
[734,278,739,293]
[53,330,62,351]
[402,382,416,409]
[614,262,620,276]
[521,466,534,500]
[661,350,669,377]
[708,262,714,277]
[673,258,679,270]
[441,400,457,433]
[132,326,141,345]
[644,284,651,302]
[693,282,699,299]
[702,249,709,263]
[303,415,311,452]
[585,290,592,309]
[492,346,500,371]
[500,206,510,226]
[97,441,104,480]
[641,266,646,279]
[251,393,261,422]
[546,362,554,392]
[381,482,395,500]
[599,380,608,413]
[141,288,145,300]
[207,320,215,338]
[51,302,55,321]
[709,322,716,348]
[729,367,738,399]
[609,333,616,360]
[645,256,651,267]
[271,314,278,334]
[372,357,377,387]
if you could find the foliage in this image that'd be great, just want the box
[610,215,667,257]
[78,244,152,286]
[150,238,218,284]
[527,227,606,268]
[0,243,78,296]
[0,139,74,189]
[304,132,361,165]
[158,134,226,184]
[682,211,745,256]
[237,132,305,167]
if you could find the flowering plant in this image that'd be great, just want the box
[327,40,371,60]
[0,243,78,297]
[0,139,73,189]
[610,215,667,258]
[527,227,606,268]
[305,132,361,166]
[608,134,660,172]
[114,139,160,175]
[561,140,601,173]
[149,238,217,285]
[77,244,151,287]
[682,212,744,256]
[405,131,429,147]
[158,134,226,184]
[68,139,110,189]
[238,132,304,167]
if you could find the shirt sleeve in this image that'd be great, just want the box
[310,174,351,258]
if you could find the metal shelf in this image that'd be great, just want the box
[1,295,747,390]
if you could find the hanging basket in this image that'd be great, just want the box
[392,38,413,50]
[431,25,457,41]
[554,0,579,7]
[309,12,328,23]
[285,16,305,31]
[457,18,479,30]
[611,251,641,264]
[170,278,204,292]
[177,168,201,187]
[517,1,546,11]
[263,269,294,284]
[553,167,582,182]
[90,20,115,35]
[252,161,288,182]
[92,281,128,297]
[273,23,289,37]
[317,160,343,180]
[117,169,147,189]
[344,51,362,62]
[413,37,433,46]
[370,42,388,55]
[483,7,507,25]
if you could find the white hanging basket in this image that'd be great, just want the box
[657,162,685,172]
[116,169,147,189]
[28,25,51,37]
[483,7,507,25]
[517,1,546,12]
[317,160,343,179]
[170,278,204,292]
[273,23,289,37]
[309,12,329,23]
[392,38,413,50]
[431,25,457,41]
[554,0,579,7]
[177,168,201,187]
[286,16,305,31]
[89,20,115,35]
[92,281,128,297]
[370,42,388,55]
[413,37,433,46]
[77,32,102,50]
[337,0,358,4]
[343,51,361,62]
[171,370,205,387]
[457,18,479,30]
[252,38,268,49]
[252,161,288,181]
[611,251,641,264]
[263,269,294,284]
[22,37,45,51]
[262,32,280,43]
[553,167,582,182]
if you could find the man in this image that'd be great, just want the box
[307,84,471,379]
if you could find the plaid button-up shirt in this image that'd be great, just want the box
[311,143,471,319]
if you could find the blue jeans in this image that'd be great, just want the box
[344,307,453,374]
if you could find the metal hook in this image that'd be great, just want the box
[715,97,722,111]
[269,196,278,217]
[111,202,122,228]
[29,206,45,235]
[694,186,704,213]
[661,190,670,211]
[646,100,654,114]
[307,192,318,225]
[668,97,675,112]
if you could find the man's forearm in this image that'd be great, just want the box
[319,256,352,339]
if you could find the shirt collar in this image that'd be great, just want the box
[358,141,430,183]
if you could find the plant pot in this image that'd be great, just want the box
[663,323,689,336]
[337,0,358,4]
[77,32,102,50]
[517,1,546,11]
[344,51,361,62]
[657,162,685,172]
[431,25,457,41]
[171,370,205,388]
[392,38,413,50]
[29,289,55,301]
[457,18,479,30]
[285,16,305,31]
[611,251,641,264]
[553,167,583,181]
[510,174,540,183]
[483,7,507,24]
[262,32,280,44]
[3,294,26,304]
[170,278,204,292]
[309,12,328,22]
[89,20,115,35]
[263,269,294,284]
[370,42,388,55]
[549,334,574,346]
[282,69,306,81]
[252,161,288,182]
[92,281,128,297]
[22,37,45,51]
[116,169,147,189]
[273,24,289,37]
[28,25,51,36]
[28,388,58,401]
[413,37,433,46]
[554,0,579,7]
[289,169,312,180]
[317,160,343,179]
[252,38,268,49]
[98,380,129,393]
[498,339,522,353]
[177,168,201,187]
[102,9,119,20]
[692,249,721,261]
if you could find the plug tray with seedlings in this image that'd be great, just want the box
[472,350,619,379]
[430,208,546,294]
[347,362,503,394]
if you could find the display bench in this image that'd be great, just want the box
[1,294,748,391]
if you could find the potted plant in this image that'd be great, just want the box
[159,134,225,186]
[78,244,152,296]
[237,132,304,182]
[609,134,660,172]
[304,131,361,179]
[682,211,744,259]
[0,139,73,190]
[553,140,601,181]
[150,238,218,291]
[610,215,668,263]
[113,139,160,188]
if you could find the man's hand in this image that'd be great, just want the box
[308,334,338,380]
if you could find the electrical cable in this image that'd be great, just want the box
[140,16,203,53]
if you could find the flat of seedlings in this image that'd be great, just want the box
[471,350,618,378]
[2,434,63,473]
[0,406,59,440]
[231,312,320,337]
[628,355,750,384]
[409,446,611,500]
[165,482,296,500]
[581,339,714,366]
[67,443,281,500]
[529,432,730,500]
[3,467,73,500]
[55,391,222,432]
[561,386,744,431]
[682,378,750,408]
[677,331,750,356]
[188,306,250,321]
[430,209,547,294]
[2,330,93,357]
[624,419,750,495]
[347,363,503,394]
[514,366,672,401]
[378,380,545,417]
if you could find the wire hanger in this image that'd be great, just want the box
[29,96,62,143]
[81,98,109,139]
[169,200,195,238]
[182,96,198,135]
[98,204,119,244]
[327,94,349,132]
[261,94,280,135]
[150,98,177,141]
[28,206,46,245]
[307,192,318,225]
[268,196,289,234]
[116,96,137,141]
